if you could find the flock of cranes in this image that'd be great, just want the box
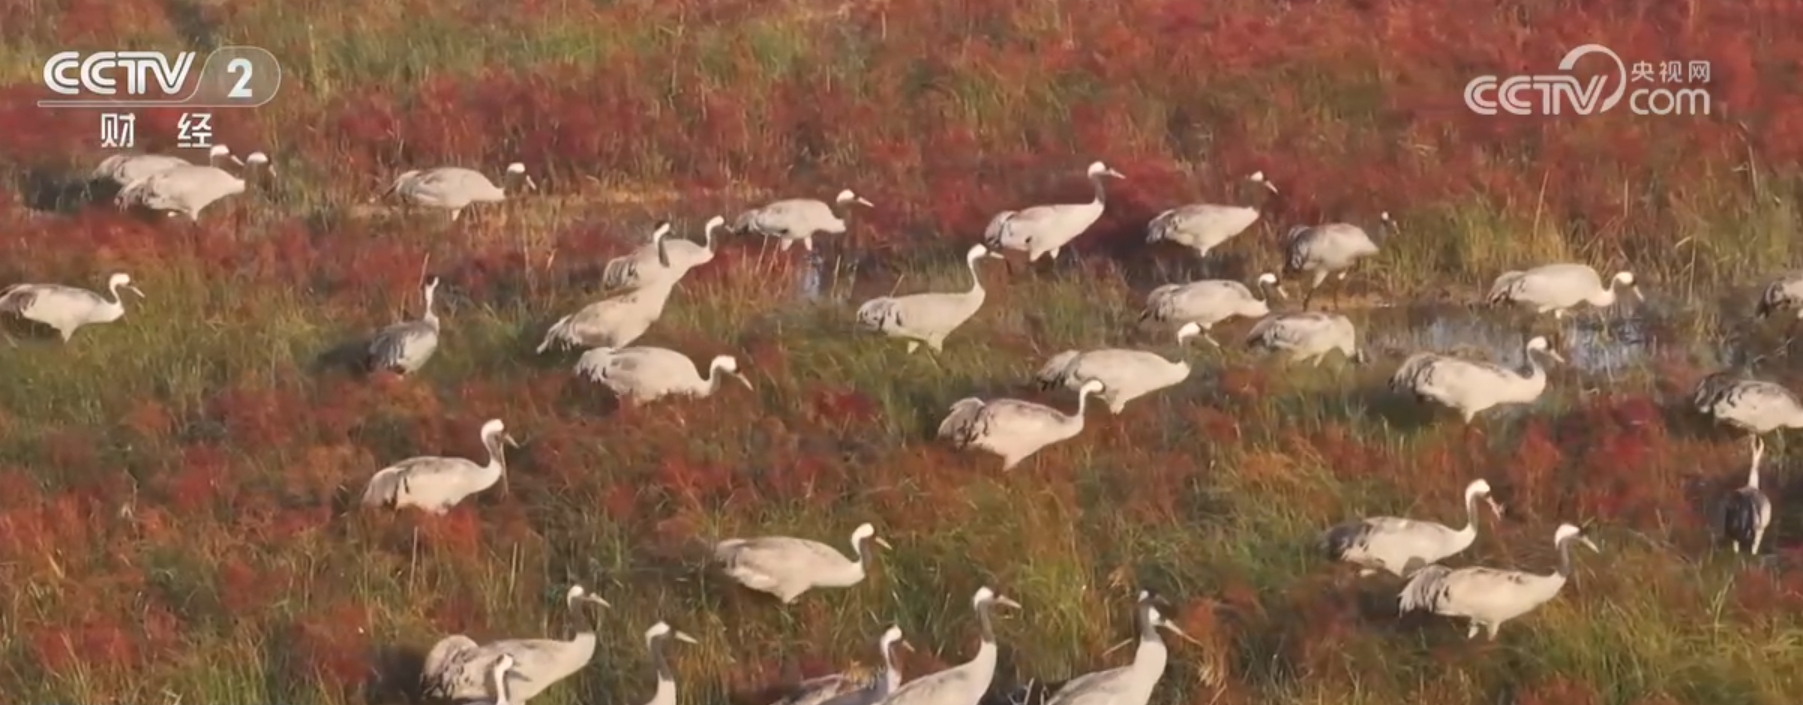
[5,146,1803,702]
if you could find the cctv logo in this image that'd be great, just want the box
[43,51,197,99]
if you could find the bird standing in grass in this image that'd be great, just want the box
[1321,478,1504,578]
[1033,323,1202,414]
[602,217,722,293]
[422,585,612,702]
[92,144,240,188]
[1486,263,1642,320]
[1693,371,1803,443]
[366,275,442,376]
[984,161,1125,267]
[774,624,913,705]
[880,587,1021,705]
[1144,171,1278,278]
[1244,312,1368,367]
[1389,336,1565,424]
[536,281,679,353]
[360,418,519,513]
[937,379,1106,471]
[1720,436,1775,556]
[573,346,753,406]
[1042,590,1201,705]
[733,188,873,254]
[383,162,537,222]
[1755,271,1803,346]
[633,622,700,705]
[115,151,274,221]
[856,243,1003,355]
[1281,212,1388,310]
[1398,523,1598,641]
[1140,273,1284,345]
[713,522,891,604]
[0,272,144,342]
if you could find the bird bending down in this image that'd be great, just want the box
[1398,523,1598,640]
[0,272,145,342]
[360,419,519,513]
[775,625,913,705]
[733,188,873,253]
[1720,435,1775,555]
[1486,263,1642,320]
[1388,336,1565,424]
[1244,312,1368,367]
[602,217,723,292]
[574,346,753,405]
[1044,590,1202,705]
[92,144,240,188]
[537,279,679,353]
[366,275,442,376]
[856,244,1003,354]
[1320,478,1503,578]
[115,151,274,221]
[937,379,1106,470]
[383,162,537,221]
[713,522,891,604]
[421,585,612,702]
[984,161,1124,266]
[1281,212,1388,310]
[1692,371,1803,442]
[1144,171,1278,277]
[880,587,1021,705]
[1140,273,1284,345]
[1033,323,1202,414]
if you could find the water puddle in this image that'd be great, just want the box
[1362,304,1664,376]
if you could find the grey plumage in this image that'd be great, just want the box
[469,654,519,705]
[537,279,678,353]
[360,419,518,513]
[1755,272,1803,341]
[1486,263,1641,318]
[602,217,722,292]
[1693,371,1803,438]
[775,625,912,705]
[733,189,871,252]
[384,162,537,221]
[856,244,1002,353]
[1321,479,1503,578]
[1720,436,1775,555]
[984,161,1125,262]
[115,152,273,221]
[1388,336,1565,423]
[421,586,612,702]
[713,522,890,603]
[1033,324,1201,414]
[0,272,144,341]
[573,346,753,405]
[367,276,442,375]
[937,379,1106,471]
[1144,171,1276,264]
[1281,213,1387,309]
[1397,523,1598,640]
[1041,590,1200,705]
[92,145,240,187]
[1140,273,1284,344]
[631,622,699,705]
[1243,312,1366,366]
[879,587,1021,705]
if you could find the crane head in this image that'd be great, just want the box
[1525,336,1567,364]
[566,584,611,608]
[1087,161,1125,180]
[704,215,726,232]
[836,189,874,208]
[1554,523,1600,552]
[1175,322,1203,346]
[1247,170,1278,193]
[646,621,699,645]
[973,586,1022,610]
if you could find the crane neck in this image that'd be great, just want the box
[1747,453,1762,490]
[966,254,985,294]
[648,636,677,705]
[1089,174,1108,204]
[879,638,903,691]
[421,286,440,328]
[490,664,513,705]
[483,433,507,474]
[1460,490,1483,535]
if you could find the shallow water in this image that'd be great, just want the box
[1364,304,1662,376]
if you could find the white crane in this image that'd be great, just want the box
[1281,213,1389,310]
[574,346,752,405]
[775,625,913,705]
[1692,371,1803,441]
[1388,336,1565,424]
[601,217,723,292]
[366,275,442,376]
[115,152,274,221]
[92,145,240,188]
[0,272,144,342]
[1144,171,1278,276]
[937,379,1105,471]
[360,418,519,513]
[383,162,537,221]
[856,244,1003,354]
[1486,263,1642,319]
[712,522,891,604]
[1042,591,1201,705]
[1756,271,1803,338]
[1720,436,1774,555]
[633,622,699,705]
[1033,323,1202,414]
[879,587,1020,705]
[471,654,518,705]
[1140,273,1285,345]
[422,585,612,702]
[1320,479,1504,578]
[1398,523,1598,640]
[536,280,678,353]
[732,189,872,253]
[1244,312,1368,366]
[984,161,1125,264]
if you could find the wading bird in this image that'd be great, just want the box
[1033,323,1202,414]
[383,162,537,222]
[774,625,913,705]
[880,587,1021,705]
[115,152,274,221]
[1720,436,1775,556]
[1282,212,1389,310]
[602,217,722,292]
[713,522,891,604]
[1140,273,1285,345]
[422,585,612,702]
[1043,590,1201,705]
[856,244,1003,354]
[536,281,679,354]
[0,272,144,342]
[360,418,519,513]
[1693,371,1803,442]
[1388,336,1565,424]
[1755,271,1803,341]
[366,275,442,376]
[733,189,872,253]
[633,623,699,705]
[1486,264,1642,320]
[574,346,753,406]
[1144,171,1278,277]
[1244,312,1368,367]
[1398,523,1598,640]
[984,161,1125,265]
[1320,478,1504,578]
[92,145,240,188]
[938,380,1106,471]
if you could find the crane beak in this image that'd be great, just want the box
[1484,497,1505,519]
[525,175,540,192]
[1259,180,1279,194]
[1101,638,1134,656]
[229,155,246,167]
[856,197,874,208]
[732,372,755,391]
[874,537,893,550]
[1580,537,1600,553]
[1106,169,1125,179]
[580,594,611,607]
[898,639,916,652]
[1161,623,1206,648]
[1546,349,1568,365]
[1273,284,1291,300]
[504,434,521,448]
[994,596,1022,610]
[1632,286,1645,302]
[673,630,699,644]
[127,285,147,299]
